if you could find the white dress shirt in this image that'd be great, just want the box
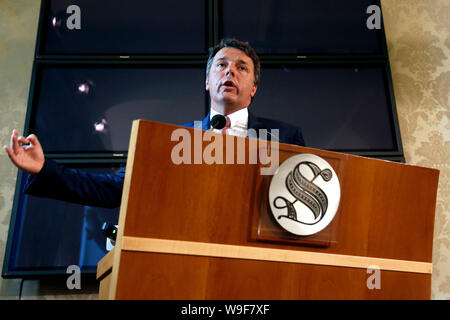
[210,108,249,137]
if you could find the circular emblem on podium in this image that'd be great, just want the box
[268,154,341,236]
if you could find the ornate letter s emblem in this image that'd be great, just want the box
[275,161,332,225]
[269,154,341,236]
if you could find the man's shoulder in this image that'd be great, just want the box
[181,121,195,128]
[251,115,305,146]
[253,116,299,132]
[181,113,210,129]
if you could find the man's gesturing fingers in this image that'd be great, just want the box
[3,144,17,162]
[26,134,41,148]
[4,130,45,174]
[10,129,20,153]
[17,136,30,146]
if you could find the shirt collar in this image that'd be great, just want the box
[210,107,249,129]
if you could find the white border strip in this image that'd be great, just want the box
[122,236,432,274]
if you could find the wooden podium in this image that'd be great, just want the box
[97,120,439,299]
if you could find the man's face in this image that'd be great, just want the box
[206,47,258,114]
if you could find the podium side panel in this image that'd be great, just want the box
[115,250,431,299]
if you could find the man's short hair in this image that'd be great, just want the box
[206,38,261,86]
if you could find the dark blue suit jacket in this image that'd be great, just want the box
[24,112,304,208]
[25,160,125,208]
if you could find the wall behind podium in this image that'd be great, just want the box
[0,0,449,299]
[381,0,450,299]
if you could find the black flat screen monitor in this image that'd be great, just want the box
[220,0,384,55]
[39,0,207,55]
[2,162,123,278]
[251,63,399,153]
[28,63,207,154]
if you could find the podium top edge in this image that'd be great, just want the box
[130,119,440,174]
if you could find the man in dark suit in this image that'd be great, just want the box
[183,38,304,146]
[4,38,304,208]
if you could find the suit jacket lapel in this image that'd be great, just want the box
[201,112,210,130]
[247,111,264,139]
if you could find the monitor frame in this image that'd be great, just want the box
[257,59,404,159]
[35,0,214,59]
[23,59,211,159]
[215,0,389,60]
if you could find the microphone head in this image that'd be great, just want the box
[210,114,227,130]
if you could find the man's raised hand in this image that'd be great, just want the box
[3,129,45,175]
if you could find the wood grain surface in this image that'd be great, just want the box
[98,120,439,299]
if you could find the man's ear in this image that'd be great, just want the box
[205,78,210,91]
[251,84,258,97]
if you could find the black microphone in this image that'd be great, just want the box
[210,114,227,130]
